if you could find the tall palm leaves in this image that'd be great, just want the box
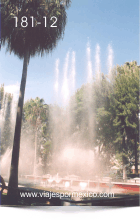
[24,97,48,176]
[24,98,46,124]
[1,0,71,58]
[1,0,71,204]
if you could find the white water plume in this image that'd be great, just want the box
[1,148,12,177]
[0,93,8,131]
[107,44,113,80]
[61,52,70,106]
[95,44,101,81]
[11,98,17,129]
[5,83,20,101]
[54,59,60,102]
[86,43,93,83]
[51,146,95,179]
[71,51,76,93]
[85,42,94,149]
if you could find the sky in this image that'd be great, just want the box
[0,0,139,105]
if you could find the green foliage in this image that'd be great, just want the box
[93,75,115,151]
[24,97,47,126]
[23,97,51,172]
[1,0,71,58]
[113,61,139,166]
[70,85,86,129]
[43,140,52,154]
[115,152,129,166]
[69,61,139,170]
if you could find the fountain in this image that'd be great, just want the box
[61,51,70,106]
[107,44,114,81]
[0,148,12,178]
[54,58,59,102]
[1,43,140,207]
[0,90,16,178]
[0,86,35,179]
[2,43,140,201]
[95,43,101,81]
[1,42,115,193]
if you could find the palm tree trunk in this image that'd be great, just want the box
[7,51,29,204]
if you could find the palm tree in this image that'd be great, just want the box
[1,0,71,204]
[24,97,48,176]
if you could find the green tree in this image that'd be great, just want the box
[113,61,139,174]
[69,85,95,149]
[24,97,49,175]
[1,0,71,203]
[23,98,52,175]
[94,62,139,175]
[39,123,52,174]
[89,74,116,174]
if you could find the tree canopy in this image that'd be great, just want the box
[1,0,71,58]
